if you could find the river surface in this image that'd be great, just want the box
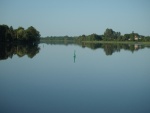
[0,43,150,113]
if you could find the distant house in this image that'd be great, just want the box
[128,35,139,41]
[134,35,139,40]
[127,32,140,41]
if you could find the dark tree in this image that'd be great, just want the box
[0,24,40,43]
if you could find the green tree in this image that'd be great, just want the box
[81,35,86,41]
[104,28,120,40]
[104,28,114,40]
[25,26,40,42]
[9,26,15,40]
[0,24,40,43]
[17,27,25,40]
[130,31,134,41]
[123,34,130,41]
[90,34,101,41]
[0,25,9,41]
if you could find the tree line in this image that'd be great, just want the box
[0,24,40,43]
[41,28,150,42]
[75,28,150,42]
[41,35,77,41]
[41,28,150,43]
[1,25,148,42]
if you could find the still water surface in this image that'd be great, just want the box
[0,43,150,113]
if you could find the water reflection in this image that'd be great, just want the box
[41,41,150,55]
[1,42,150,61]
[80,42,150,55]
[40,40,75,46]
[0,43,40,60]
[1,42,150,113]
[42,41,150,56]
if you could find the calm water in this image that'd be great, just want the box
[0,43,150,113]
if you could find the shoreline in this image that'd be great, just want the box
[82,41,150,45]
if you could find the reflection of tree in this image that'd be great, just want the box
[82,43,148,56]
[26,45,40,58]
[0,43,40,60]
[103,44,114,55]
[82,43,102,50]
[40,40,75,46]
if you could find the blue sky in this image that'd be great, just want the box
[0,0,150,37]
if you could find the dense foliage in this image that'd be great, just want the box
[41,28,150,42]
[76,28,150,42]
[103,28,121,41]
[0,25,40,43]
[76,34,102,42]
[41,36,76,41]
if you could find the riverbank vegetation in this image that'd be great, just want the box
[41,28,150,43]
[76,28,150,42]
[0,24,40,43]
[1,24,150,44]
[40,36,77,45]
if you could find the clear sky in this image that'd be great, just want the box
[0,0,150,37]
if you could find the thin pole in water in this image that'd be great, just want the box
[74,50,76,63]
